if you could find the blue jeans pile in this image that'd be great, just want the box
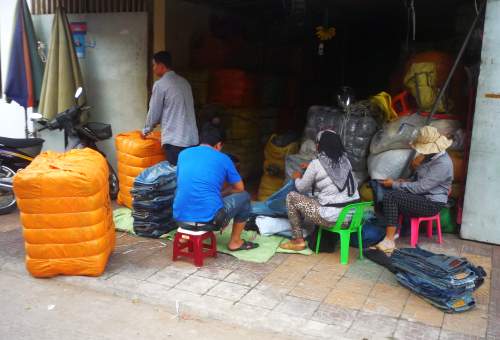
[391,247,486,313]
[131,161,177,238]
[250,180,295,218]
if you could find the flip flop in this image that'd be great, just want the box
[228,240,259,252]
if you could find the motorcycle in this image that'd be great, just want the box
[0,87,119,215]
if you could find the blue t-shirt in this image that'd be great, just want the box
[173,145,241,222]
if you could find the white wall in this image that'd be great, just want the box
[461,0,500,245]
[30,12,148,166]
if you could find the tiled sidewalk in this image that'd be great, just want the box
[1,211,498,339]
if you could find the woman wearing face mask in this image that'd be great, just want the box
[279,130,360,251]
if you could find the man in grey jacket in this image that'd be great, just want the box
[375,126,454,253]
[143,51,199,165]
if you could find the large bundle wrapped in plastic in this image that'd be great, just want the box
[209,69,256,107]
[179,70,210,107]
[304,106,344,140]
[224,138,261,180]
[258,75,286,107]
[370,114,426,155]
[115,131,165,208]
[342,114,379,171]
[370,114,462,155]
[304,105,378,172]
[368,149,414,180]
[132,162,177,238]
[13,149,115,278]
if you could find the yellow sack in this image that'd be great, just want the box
[13,149,115,278]
[359,182,374,202]
[404,62,452,113]
[371,91,399,122]
[263,135,299,168]
[257,174,284,201]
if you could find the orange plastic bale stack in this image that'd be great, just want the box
[115,131,165,208]
[13,148,115,278]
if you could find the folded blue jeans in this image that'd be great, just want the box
[251,180,296,217]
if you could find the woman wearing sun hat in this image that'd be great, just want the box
[375,125,454,253]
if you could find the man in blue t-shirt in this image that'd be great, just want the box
[173,122,259,251]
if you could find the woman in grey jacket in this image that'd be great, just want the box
[376,126,454,253]
[280,130,360,251]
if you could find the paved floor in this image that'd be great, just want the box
[1,209,499,339]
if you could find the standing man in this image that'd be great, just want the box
[143,51,199,165]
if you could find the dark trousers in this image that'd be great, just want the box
[163,144,187,166]
[383,190,444,227]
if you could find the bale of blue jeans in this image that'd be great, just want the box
[131,161,177,238]
[391,247,486,313]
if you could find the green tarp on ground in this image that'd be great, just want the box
[113,208,312,263]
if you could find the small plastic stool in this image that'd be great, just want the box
[172,227,217,267]
[392,91,412,116]
[398,214,443,247]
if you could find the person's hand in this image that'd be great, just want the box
[379,178,394,188]
[292,171,302,179]
[299,162,309,170]
[141,128,150,139]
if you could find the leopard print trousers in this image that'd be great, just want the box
[286,191,331,239]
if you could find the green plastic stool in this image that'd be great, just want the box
[315,201,374,265]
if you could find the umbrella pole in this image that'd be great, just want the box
[24,107,29,138]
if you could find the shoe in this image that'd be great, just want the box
[279,240,306,251]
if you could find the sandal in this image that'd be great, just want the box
[370,239,396,254]
[279,240,306,251]
[228,240,259,252]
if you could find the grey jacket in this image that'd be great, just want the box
[392,152,453,203]
[295,159,360,222]
[144,71,199,147]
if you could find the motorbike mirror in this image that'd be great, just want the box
[74,87,83,99]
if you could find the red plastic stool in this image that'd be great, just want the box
[172,227,217,267]
[398,214,443,247]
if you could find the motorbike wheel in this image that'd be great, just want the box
[108,163,119,200]
[0,166,17,215]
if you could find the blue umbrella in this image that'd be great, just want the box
[4,0,44,137]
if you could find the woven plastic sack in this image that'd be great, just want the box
[370,114,426,155]
[223,138,261,179]
[257,174,284,201]
[115,131,165,208]
[179,70,209,107]
[222,108,259,140]
[13,148,115,278]
[304,106,344,140]
[368,149,414,180]
[448,150,465,183]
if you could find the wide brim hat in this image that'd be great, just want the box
[410,126,452,155]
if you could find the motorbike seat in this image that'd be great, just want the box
[0,137,45,149]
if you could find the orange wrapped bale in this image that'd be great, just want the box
[115,131,165,208]
[13,148,115,278]
[209,69,256,107]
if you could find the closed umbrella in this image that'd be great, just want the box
[38,5,84,120]
[4,0,44,137]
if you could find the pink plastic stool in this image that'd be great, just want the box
[398,214,443,247]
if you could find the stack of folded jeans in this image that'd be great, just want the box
[391,248,486,313]
[131,161,177,238]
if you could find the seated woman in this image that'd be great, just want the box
[375,126,454,253]
[279,130,360,251]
